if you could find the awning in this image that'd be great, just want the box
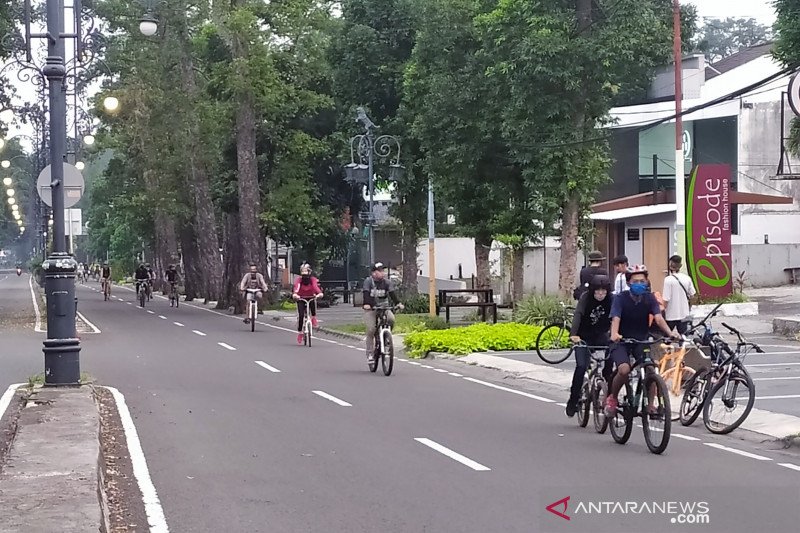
[592,189,793,217]
[590,204,676,221]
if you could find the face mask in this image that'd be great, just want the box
[630,282,648,296]
[301,274,311,285]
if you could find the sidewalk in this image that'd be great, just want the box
[0,386,103,532]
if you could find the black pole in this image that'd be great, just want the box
[652,154,658,204]
[42,0,80,386]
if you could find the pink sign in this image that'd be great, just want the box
[686,164,733,297]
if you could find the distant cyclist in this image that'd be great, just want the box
[362,262,403,363]
[239,263,269,324]
[292,263,324,344]
[165,264,180,290]
[101,262,111,294]
[134,263,150,299]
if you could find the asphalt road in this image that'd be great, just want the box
[3,273,800,532]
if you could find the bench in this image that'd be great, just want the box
[784,267,800,284]
[436,289,498,324]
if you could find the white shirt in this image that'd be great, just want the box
[662,272,696,321]
[613,272,628,295]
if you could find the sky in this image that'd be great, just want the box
[693,0,777,25]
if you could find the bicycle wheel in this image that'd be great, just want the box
[175,291,179,308]
[368,344,379,373]
[609,381,633,445]
[139,288,145,307]
[382,330,394,376]
[250,303,256,332]
[663,366,695,421]
[305,320,313,347]
[593,379,609,434]
[642,373,672,454]
[103,284,108,301]
[576,378,590,428]
[702,367,755,435]
[679,369,711,427]
[535,324,573,364]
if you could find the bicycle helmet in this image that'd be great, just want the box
[589,274,611,291]
[625,263,649,281]
[371,262,385,272]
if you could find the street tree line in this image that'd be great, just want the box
[25,0,775,306]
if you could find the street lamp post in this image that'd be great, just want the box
[343,108,403,267]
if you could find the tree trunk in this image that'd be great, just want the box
[177,17,223,302]
[179,223,203,302]
[401,226,419,295]
[512,247,525,303]
[474,237,492,290]
[217,212,246,313]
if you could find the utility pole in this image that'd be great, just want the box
[673,0,687,267]
[427,178,435,316]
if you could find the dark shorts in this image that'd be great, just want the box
[608,342,647,368]
[667,320,690,335]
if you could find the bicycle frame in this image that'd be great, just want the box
[374,306,396,354]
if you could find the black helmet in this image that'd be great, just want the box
[589,274,611,291]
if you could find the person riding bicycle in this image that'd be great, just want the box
[362,262,404,363]
[101,262,111,289]
[134,263,150,297]
[165,264,180,294]
[605,264,677,417]
[292,263,324,344]
[565,274,614,418]
[239,263,269,324]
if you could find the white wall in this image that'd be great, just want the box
[417,237,502,280]
[521,241,583,296]
[733,244,800,287]
[621,212,677,264]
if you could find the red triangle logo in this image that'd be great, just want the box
[546,496,571,521]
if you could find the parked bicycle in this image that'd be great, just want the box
[607,338,672,455]
[244,289,260,332]
[297,296,322,347]
[535,302,576,364]
[369,304,400,376]
[574,344,610,434]
[169,282,180,308]
[679,320,760,434]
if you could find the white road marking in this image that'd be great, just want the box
[448,372,463,377]
[105,387,169,532]
[28,275,43,332]
[147,310,155,314]
[0,384,24,422]
[756,394,800,400]
[126,302,133,305]
[158,315,168,320]
[778,463,800,472]
[76,311,102,333]
[408,362,422,366]
[556,402,568,407]
[414,438,490,471]
[433,368,449,373]
[255,361,281,373]
[672,434,701,441]
[173,322,184,327]
[463,377,556,403]
[346,345,357,349]
[748,362,800,367]
[312,390,352,407]
[218,342,236,351]
[420,364,434,369]
[748,351,800,355]
[703,443,772,461]
[753,376,800,381]
[192,330,206,336]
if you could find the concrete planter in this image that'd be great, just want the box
[773,317,800,338]
[691,301,759,318]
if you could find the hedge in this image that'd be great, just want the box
[403,322,545,358]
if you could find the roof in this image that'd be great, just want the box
[590,204,676,221]
[705,42,774,81]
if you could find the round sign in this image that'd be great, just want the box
[36,163,85,208]
[789,72,800,118]
[682,130,692,161]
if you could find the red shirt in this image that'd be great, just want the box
[293,276,322,298]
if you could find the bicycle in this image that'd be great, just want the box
[535,302,576,364]
[574,344,610,433]
[297,295,322,347]
[101,278,111,301]
[137,280,149,307]
[169,282,179,308]
[244,289,260,332]
[607,338,672,455]
[369,305,400,376]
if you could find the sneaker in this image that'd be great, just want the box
[297,333,304,345]
[604,396,618,418]
[565,402,578,418]
[367,353,375,363]
[311,317,318,327]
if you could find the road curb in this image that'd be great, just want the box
[318,326,364,342]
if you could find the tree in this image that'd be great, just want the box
[774,1,800,158]
[696,17,771,63]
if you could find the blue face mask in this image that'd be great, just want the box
[630,282,648,296]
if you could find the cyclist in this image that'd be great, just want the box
[145,263,156,300]
[605,264,677,417]
[101,262,111,295]
[134,263,150,299]
[362,262,404,363]
[239,263,269,324]
[292,263,324,344]
[566,274,614,418]
[165,264,180,297]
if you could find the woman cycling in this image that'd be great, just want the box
[292,263,324,344]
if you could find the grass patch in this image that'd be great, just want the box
[265,299,297,312]
[403,322,545,358]
[27,372,95,388]
[695,293,750,305]
[328,314,449,335]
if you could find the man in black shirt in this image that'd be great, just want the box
[574,250,607,301]
[566,274,613,417]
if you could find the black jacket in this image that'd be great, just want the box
[570,291,614,340]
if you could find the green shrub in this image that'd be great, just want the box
[696,293,750,305]
[404,322,545,358]
[398,293,431,314]
[513,295,569,325]
[329,313,449,336]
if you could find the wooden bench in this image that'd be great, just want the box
[436,289,498,324]
[784,267,800,284]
